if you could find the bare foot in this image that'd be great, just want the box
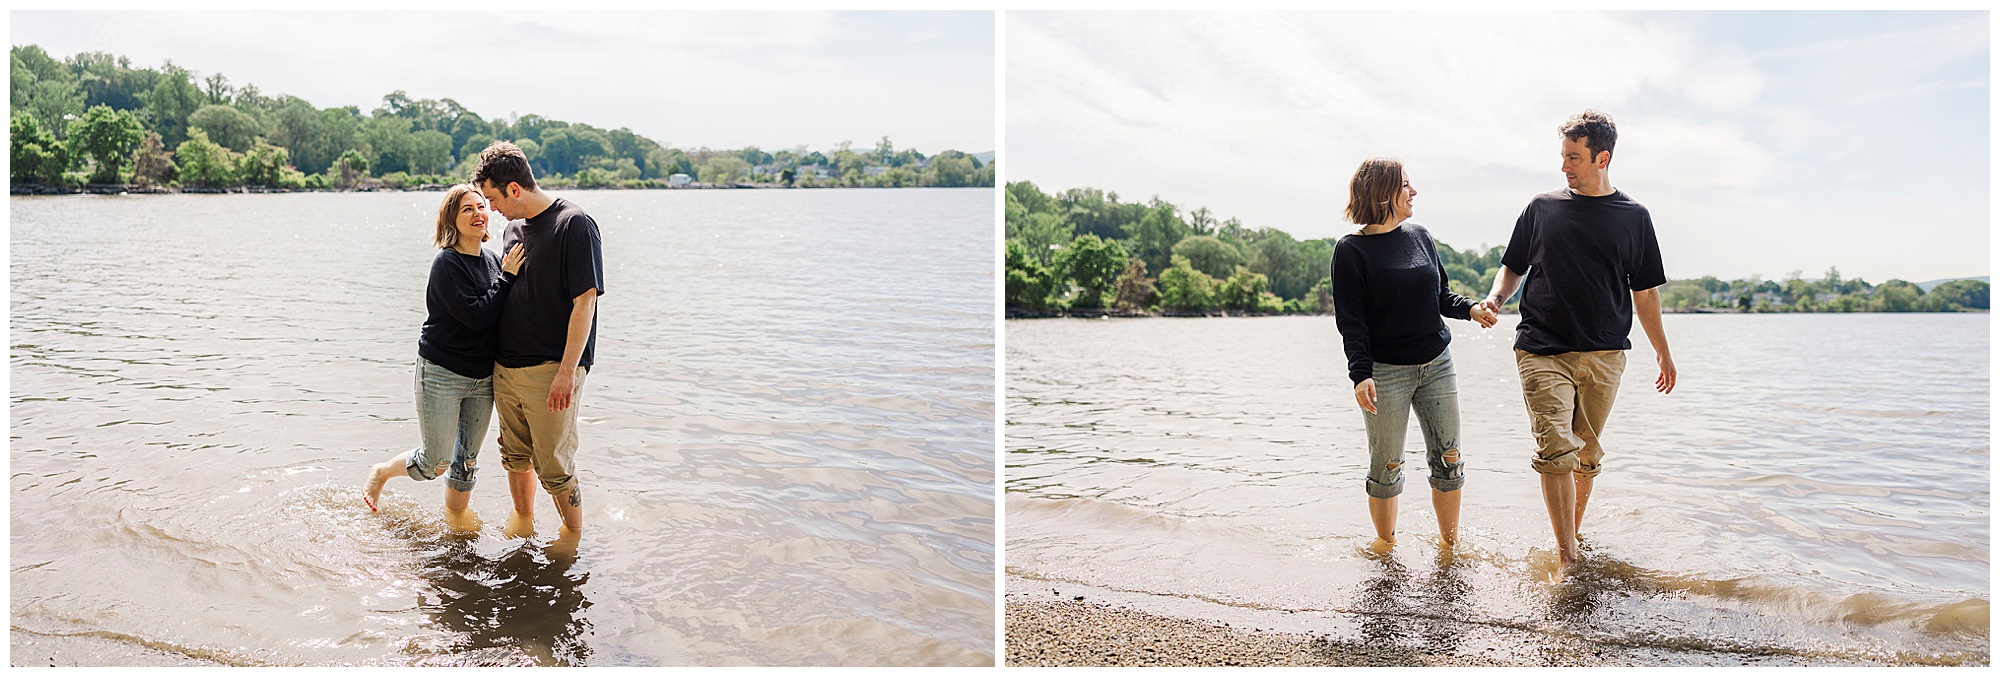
[363,462,395,511]
[546,525,582,558]
[503,510,536,539]
[442,507,482,533]
[1362,536,1396,558]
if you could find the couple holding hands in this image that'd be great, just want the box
[1332,110,1677,568]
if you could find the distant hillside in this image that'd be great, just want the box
[1917,276,1989,292]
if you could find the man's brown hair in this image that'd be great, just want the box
[1344,157,1405,227]
[471,140,537,192]
[434,184,487,249]
[1559,109,1617,161]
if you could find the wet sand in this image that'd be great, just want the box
[11,630,229,667]
[1004,592,1904,667]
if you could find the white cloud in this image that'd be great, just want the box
[14,11,993,153]
[1007,10,1986,281]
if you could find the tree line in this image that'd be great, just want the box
[10,44,994,191]
[1005,180,1988,316]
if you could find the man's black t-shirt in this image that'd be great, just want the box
[1500,189,1667,356]
[417,248,514,379]
[498,197,606,369]
[1331,223,1475,384]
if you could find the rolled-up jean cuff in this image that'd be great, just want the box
[445,476,477,493]
[1429,473,1465,493]
[405,451,441,481]
[1365,475,1404,499]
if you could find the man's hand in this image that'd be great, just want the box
[1477,296,1501,317]
[1654,352,1677,394]
[548,367,581,412]
[1468,303,1498,328]
[1354,378,1378,414]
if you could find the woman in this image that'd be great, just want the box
[1331,157,1496,551]
[364,184,525,517]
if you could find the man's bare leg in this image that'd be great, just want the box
[504,470,537,537]
[551,488,584,532]
[1574,473,1595,536]
[1541,472,1579,567]
[1367,495,1397,552]
[364,451,412,511]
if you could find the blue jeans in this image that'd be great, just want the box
[409,358,492,492]
[1361,350,1465,499]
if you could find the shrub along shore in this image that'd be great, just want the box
[1006,180,1988,317]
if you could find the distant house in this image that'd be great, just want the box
[863,165,891,177]
[669,173,692,187]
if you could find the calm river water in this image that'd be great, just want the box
[1006,314,1988,666]
[11,188,995,666]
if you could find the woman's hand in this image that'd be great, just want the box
[501,244,526,275]
[1469,303,1498,328]
[1354,378,1378,414]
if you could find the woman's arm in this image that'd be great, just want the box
[433,246,522,331]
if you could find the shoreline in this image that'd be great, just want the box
[1002,590,1938,667]
[10,183,992,196]
[10,629,232,667]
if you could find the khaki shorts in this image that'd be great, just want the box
[1515,349,1625,477]
[493,361,587,496]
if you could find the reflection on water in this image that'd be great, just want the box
[11,190,995,666]
[413,535,592,666]
[1006,314,1988,666]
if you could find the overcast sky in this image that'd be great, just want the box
[14,10,994,155]
[1008,11,1988,283]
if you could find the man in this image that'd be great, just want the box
[471,141,605,540]
[1478,110,1676,568]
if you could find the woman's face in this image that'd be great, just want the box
[453,191,490,245]
[1392,174,1417,221]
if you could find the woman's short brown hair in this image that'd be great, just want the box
[433,184,487,249]
[1344,157,1405,226]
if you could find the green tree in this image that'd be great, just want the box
[65,105,145,184]
[925,153,975,187]
[174,129,237,187]
[139,62,203,145]
[187,103,263,152]
[130,131,175,187]
[9,112,68,185]
[1872,280,1923,312]
[1009,212,1073,266]
[331,148,369,188]
[1156,255,1218,312]
[1171,235,1245,279]
[236,139,290,186]
[1059,234,1130,310]
[1930,279,1989,310]
[1005,240,1060,312]
[409,129,454,175]
[1218,267,1273,311]
[1124,199,1190,275]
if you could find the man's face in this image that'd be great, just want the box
[1560,136,1608,190]
[478,181,523,220]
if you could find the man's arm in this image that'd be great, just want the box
[1480,266,1525,314]
[547,288,598,412]
[1632,286,1675,394]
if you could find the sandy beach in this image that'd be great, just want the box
[1004,588,1918,667]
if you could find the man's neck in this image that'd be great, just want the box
[519,192,557,220]
[1572,177,1614,197]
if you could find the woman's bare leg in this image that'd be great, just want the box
[364,451,412,510]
